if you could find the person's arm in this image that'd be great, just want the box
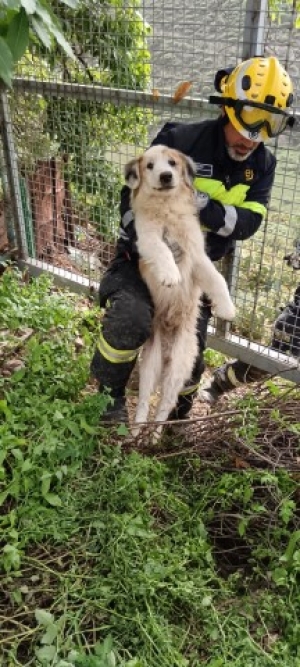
[198,155,276,242]
[118,184,136,251]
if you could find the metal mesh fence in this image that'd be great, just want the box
[0,0,299,381]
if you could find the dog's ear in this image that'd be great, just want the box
[124,158,141,190]
[182,155,196,187]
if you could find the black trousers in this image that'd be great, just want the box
[91,255,212,400]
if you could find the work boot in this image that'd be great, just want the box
[199,360,267,406]
[164,392,196,439]
[199,378,225,405]
[100,396,129,424]
[199,362,241,406]
[167,392,196,421]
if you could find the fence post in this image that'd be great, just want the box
[215,0,268,337]
[0,88,28,258]
[242,0,268,58]
[0,141,16,251]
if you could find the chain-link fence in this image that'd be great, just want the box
[0,0,299,381]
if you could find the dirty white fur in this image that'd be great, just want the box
[125,145,235,441]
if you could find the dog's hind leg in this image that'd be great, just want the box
[152,328,197,442]
[132,331,162,437]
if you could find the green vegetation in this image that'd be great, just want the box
[268,0,300,26]
[0,268,299,666]
[233,208,297,343]
[0,0,77,88]
[225,144,299,343]
[9,0,151,238]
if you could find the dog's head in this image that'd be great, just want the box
[124,145,196,193]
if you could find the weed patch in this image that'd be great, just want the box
[0,269,299,667]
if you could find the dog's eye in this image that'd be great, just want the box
[147,162,154,170]
[168,159,176,167]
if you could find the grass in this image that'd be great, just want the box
[0,267,300,667]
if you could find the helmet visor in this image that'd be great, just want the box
[209,95,295,138]
[234,100,294,138]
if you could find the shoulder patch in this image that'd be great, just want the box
[244,168,254,182]
[195,163,213,178]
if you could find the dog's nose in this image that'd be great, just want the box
[159,171,173,186]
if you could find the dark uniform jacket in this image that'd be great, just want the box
[118,115,276,262]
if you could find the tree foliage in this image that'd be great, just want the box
[9,1,151,238]
[0,0,78,87]
[268,0,300,26]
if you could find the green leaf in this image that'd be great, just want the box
[11,448,24,462]
[11,367,26,382]
[60,0,78,8]
[65,420,81,437]
[48,23,76,60]
[41,474,51,497]
[41,622,58,644]
[35,608,54,626]
[21,458,32,472]
[0,0,20,7]
[201,595,212,607]
[0,398,11,418]
[53,410,64,420]
[80,416,97,434]
[6,7,29,61]
[283,530,300,568]
[116,423,128,436]
[34,3,53,27]
[271,567,288,586]
[0,491,9,506]
[3,544,21,571]
[44,493,62,507]
[34,0,75,60]
[30,16,51,48]
[35,645,56,662]
[20,0,36,13]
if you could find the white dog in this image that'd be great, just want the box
[125,145,235,440]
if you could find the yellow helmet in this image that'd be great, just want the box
[210,56,295,142]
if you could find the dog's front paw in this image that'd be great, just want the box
[151,425,164,444]
[158,266,182,287]
[213,299,236,321]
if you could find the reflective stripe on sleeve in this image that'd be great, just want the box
[98,331,140,364]
[217,205,237,237]
[179,381,201,396]
[227,366,242,387]
[240,201,267,217]
[119,228,130,240]
[122,209,134,228]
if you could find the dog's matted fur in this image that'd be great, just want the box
[125,145,235,439]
